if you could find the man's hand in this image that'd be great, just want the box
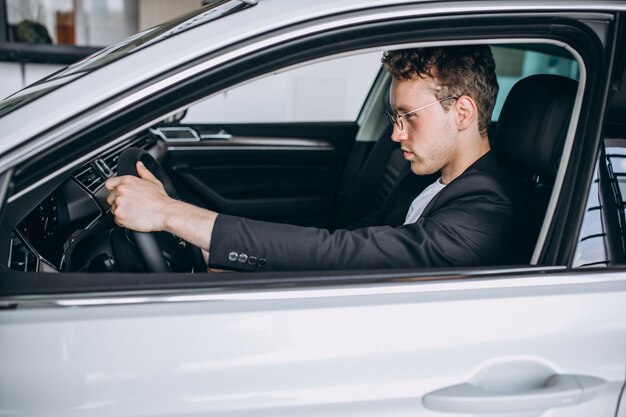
[105,161,176,232]
[105,161,218,253]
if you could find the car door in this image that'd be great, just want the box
[1,271,625,417]
[0,3,625,417]
[155,52,382,228]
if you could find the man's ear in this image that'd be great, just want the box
[454,95,478,132]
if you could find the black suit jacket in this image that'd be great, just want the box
[209,152,532,271]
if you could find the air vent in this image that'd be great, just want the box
[75,165,104,193]
[101,135,153,175]
[73,134,155,193]
[102,153,119,174]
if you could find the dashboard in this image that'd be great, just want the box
[9,133,158,272]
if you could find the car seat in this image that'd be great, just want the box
[332,76,412,229]
[494,73,578,244]
[332,125,407,227]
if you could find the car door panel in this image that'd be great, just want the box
[1,271,624,416]
[162,122,357,226]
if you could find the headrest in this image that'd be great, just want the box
[495,74,578,179]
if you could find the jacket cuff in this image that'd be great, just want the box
[208,214,270,272]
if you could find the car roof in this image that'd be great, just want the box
[0,0,622,164]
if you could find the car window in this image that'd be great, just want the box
[5,42,584,275]
[573,159,607,267]
[182,51,383,123]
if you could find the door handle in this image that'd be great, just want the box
[200,129,232,140]
[423,374,607,413]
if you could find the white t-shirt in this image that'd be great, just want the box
[404,178,446,225]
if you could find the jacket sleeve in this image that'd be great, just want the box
[208,174,527,271]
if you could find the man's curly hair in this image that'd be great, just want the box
[382,45,498,137]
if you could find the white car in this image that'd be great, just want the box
[1,0,626,416]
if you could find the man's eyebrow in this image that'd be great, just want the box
[392,104,410,112]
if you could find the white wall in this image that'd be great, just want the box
[0,0,208,98]
[183,52,383,123]
[76,0,139,46]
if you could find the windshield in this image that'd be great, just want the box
[0,0,257,119]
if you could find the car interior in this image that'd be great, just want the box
[2,43,581,275]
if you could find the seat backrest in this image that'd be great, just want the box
[494,74,578,239]
[333,126,408,228]
[333,79,411,229]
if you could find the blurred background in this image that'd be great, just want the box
[0,0,204,98]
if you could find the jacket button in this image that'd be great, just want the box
[238,253,248,263]
[248,256,257,266]
[258,258,267,268]
[228,251,238,262]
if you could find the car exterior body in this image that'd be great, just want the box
[0,0,626,416]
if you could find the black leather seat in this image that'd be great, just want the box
[332,80,408,229]
[333,126,407,228]
[494,74,578,241]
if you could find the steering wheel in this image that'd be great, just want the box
[111,147,206,272]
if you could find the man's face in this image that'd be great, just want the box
[389,77,459,177]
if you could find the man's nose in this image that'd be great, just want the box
[390,124,406,142]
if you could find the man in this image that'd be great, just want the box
[106,45,531,271]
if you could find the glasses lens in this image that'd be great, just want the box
[386,109,402,130]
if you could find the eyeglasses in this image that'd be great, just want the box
[386,96,458,130]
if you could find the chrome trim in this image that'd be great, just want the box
[166,136,335,150]
[0,266,577,309]
[150,127,201,142]
[7,235,12,269]
[0,169,11,207]
[202,136,331,147]
[168,146,333,151]
[94,158,113,177]
[211,137,333,147]
[200,129,233,140]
